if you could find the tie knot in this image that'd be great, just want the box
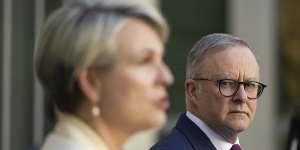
[230,144,241,150]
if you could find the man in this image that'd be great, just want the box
[150,33,266,150]
[287,103,300,150]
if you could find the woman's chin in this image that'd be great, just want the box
[148,111,167,129]
[131,111,167,132]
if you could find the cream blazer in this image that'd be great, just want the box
[41,114,109,150]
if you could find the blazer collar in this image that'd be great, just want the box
[175,113,217,150]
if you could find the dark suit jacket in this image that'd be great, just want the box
[287,103,300,150]
[150,113,217,150]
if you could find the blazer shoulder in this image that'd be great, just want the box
[150,128,194,150]
[150,113,216,150]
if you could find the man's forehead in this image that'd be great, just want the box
[212,73,259,81]
[204,46,258,66]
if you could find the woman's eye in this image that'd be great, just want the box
[140,55,153,64]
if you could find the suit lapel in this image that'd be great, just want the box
[175,113,217,150]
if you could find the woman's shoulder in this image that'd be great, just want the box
[41,133,87,150]
[41,115,109,150]
[41,132,108,150]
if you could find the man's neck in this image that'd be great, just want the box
[186,111,239,149]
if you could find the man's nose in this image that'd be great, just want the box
[233,85,248,102]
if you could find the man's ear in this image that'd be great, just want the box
[77,69,101,104]
[185,79,198,101]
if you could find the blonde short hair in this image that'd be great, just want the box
[34,0,168,113]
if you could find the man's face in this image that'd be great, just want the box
[191,45,259,136]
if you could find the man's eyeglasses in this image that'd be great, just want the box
[192,78,267,99]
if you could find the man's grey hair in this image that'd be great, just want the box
[186,33,251,79]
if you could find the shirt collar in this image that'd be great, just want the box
[186,111,240,150]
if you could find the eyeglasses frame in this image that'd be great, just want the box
[192,78,267,99]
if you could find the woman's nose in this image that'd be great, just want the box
[158,63,174,86]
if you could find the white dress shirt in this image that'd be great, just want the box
[186,111,240,150]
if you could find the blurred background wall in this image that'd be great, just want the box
[0,0,298,149]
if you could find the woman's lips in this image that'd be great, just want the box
[158,97,170,111]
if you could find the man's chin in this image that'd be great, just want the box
[226,120,250,133]
[230,123,249,133]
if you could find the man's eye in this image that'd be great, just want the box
[220,80,236,88]
[245,82,257,89]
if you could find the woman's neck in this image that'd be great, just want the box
[93,119,130,150]
[76,110,132,150]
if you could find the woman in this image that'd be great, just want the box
[34,1,173,150]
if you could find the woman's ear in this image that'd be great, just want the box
[77,68,101,104]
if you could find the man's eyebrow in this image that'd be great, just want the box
[213,74,259,81]
[245,77,259,81]
[213,74,235,79]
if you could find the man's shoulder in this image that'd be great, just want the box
[150,128,194,150]
[150,113,217,150]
